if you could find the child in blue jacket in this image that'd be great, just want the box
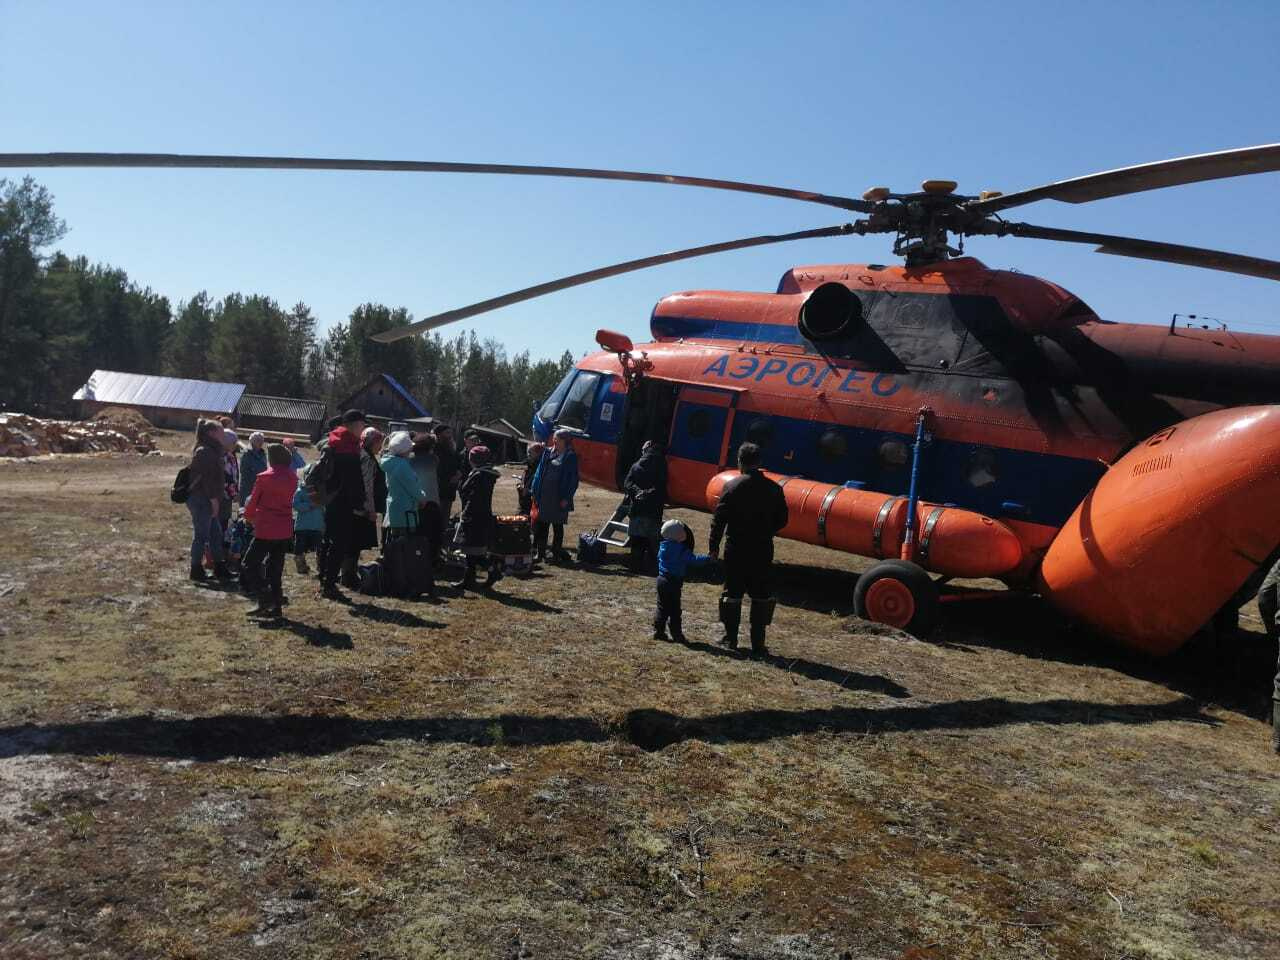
[292,463,326,574]
[654,519,710,643]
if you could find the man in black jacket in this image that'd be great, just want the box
[623,440,667,574]
[318,409,367,598]
[434,424,461,519]
[709,442,789,656]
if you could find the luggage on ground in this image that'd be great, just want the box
[491,514,533,573]
[358,560,384,596]
[382,511,434,598]
[578,532,606,565]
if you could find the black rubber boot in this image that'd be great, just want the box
[213,561,235,582]
[749,598,777,659]
[189,562,209,583]
[340,557,359,590]
[719,595,742,650]
[460,560,478,591]
[485,559,503,588]
[670,617,687,644]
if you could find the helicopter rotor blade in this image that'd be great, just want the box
[967,143,1280,214]
[371,223,860,342]
[0,152,874,213]
[986,221,1280,281]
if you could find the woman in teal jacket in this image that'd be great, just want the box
[380,431,428,533]
[291,462,326,574]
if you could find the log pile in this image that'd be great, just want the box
[0,413,156,458]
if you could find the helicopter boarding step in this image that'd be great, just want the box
[595,500,633,548]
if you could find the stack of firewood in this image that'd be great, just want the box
[0,413,156,458]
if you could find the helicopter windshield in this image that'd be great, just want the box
[556,372,601,431]
[538,369,577,421]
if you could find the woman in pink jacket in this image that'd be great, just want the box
[241,444,299,618]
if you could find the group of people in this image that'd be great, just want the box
[182,409,585,615]
[184,412,790,656]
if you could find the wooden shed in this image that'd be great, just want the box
[469,417,529,464]
[73,370,245,431]
[336,374,429,432]
[236,393,327,442]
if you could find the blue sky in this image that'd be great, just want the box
[2,0,1277,358]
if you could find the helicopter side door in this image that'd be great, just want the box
[665,383,743,506]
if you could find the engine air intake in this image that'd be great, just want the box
[798,282,861,341]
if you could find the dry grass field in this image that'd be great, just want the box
[2,431,1278,959]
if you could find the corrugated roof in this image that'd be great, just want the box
[73,370,245,413]
[237,393,327,422]
[474,418,527,440]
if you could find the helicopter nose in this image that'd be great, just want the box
[1038,404,1280,654]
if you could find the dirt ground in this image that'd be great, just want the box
[2,432,1278,960]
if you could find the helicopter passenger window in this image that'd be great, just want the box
[967,449,999,488]
[817,429,848,464]
[877,438,909,469]
[556,371,601,432]
[687,409,712,439]
[538,369,577,421]
[746,418,774,450]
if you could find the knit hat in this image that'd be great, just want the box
[342,409,366,424]
[468,444,491,466]
[221,429,239,449]
[387,430,413,456]
[661,519,687,542]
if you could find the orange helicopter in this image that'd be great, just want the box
[8,147,1280,653]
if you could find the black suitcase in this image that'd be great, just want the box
[382,512,434,599]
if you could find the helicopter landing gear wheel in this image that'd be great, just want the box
[854,560,939,638]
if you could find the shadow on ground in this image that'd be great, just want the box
[0,695,1215,760]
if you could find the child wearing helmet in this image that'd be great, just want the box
[654,519,711,643]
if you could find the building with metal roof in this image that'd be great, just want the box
[73,370,246,430]
[236,393,328,442]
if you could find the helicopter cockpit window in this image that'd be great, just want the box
[538,369,576,421]
[556,371,601,432]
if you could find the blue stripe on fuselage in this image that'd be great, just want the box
[652,314,813,349]
[719,408,1102,528]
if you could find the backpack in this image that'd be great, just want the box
[170,466,191,504]
[305,448,338,507]
[358,560,384,596]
